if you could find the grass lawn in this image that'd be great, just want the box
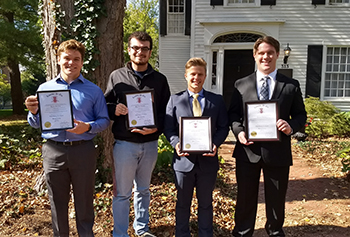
[0,109,28,125]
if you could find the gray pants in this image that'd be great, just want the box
[42,140,96,237]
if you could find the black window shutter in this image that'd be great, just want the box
[261,0,276,5]
[312,0,326,5]
[185,0,191,35]
[306,45,323,98]
[159,0,167,36]
[210,0,223,6]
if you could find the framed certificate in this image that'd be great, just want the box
[37,90,74,131]
[124,90,157,129]
[179,117,212,154]
[245,101,280,142]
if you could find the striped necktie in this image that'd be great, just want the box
[260,76,270,100]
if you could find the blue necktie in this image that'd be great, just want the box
[260,76,270,100]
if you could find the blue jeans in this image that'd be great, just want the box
[112,139,158,237]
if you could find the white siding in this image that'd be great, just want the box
[159,36,191,94]
[159,0,350,109]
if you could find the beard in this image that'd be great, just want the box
[130,57,148,66]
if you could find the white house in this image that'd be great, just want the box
[158,0,350,110]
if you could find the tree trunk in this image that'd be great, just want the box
[94,0,126,182]
[8,58,24,115]
[39,0,126,186]
[4,11,24,115]
[42,0,60,80]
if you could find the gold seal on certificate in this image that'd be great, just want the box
[37,90,74,131]
[125,90,157,130]
[179,117,212,154]
[245,101,280,142]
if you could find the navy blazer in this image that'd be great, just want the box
[228,72,307,166]
[164,89,229,173]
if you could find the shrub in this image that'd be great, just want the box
[337,147,350,175]
[0,123,42,169]
[330,112,350,137]
[304,97,350,138]
[156,134,174,168]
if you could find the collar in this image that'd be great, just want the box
[187,88,204,98]
[256,69,277,81]
[55,73,85,84]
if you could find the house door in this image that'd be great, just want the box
[223,50,255,108]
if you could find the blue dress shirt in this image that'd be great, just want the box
[187,89,205,114]
[27,74,110,142]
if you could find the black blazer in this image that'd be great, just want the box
[228,72,307,166]
[164,89,229,172]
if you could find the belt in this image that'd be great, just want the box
[47,139,88,146]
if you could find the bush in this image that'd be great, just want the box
[0,122,42,169]
[304,97,350,138]
[330,112,350,137]
[337,147,350,175]
[156,134,174,168]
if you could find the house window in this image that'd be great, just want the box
[168,0,184,34]
[329,0,350,3]
[212,51,218,89]
[214,33,261,43]
[324,47,350,97]
[228,0,255,3]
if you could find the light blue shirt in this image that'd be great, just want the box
[187,89,205,114]
[256,70,277,100]
[27,74,110,142]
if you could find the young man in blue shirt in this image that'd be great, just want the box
[25,39,110,237]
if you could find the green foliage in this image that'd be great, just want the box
[337,147,350,174]
[54,0,106,81]
[0,123,42,169]
[21,69,46,98]
[330,112,350,137]
[304,97,350,138]
[156,133,174,168]
[0,77,11,108]
[124,0,159,67]
[0,0,44,73]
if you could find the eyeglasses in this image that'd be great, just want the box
[130,46,151,53]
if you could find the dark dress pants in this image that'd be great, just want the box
[174,164,217,237]
[232,159,289,237]
[42,140,96,237]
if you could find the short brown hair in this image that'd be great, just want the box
[57,39,85,60]
[128,31,153,50]
[185,57,207,73]
[253,36,280,55]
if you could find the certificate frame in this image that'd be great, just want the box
[37,90,74,131]
[245,100,280,142]
[124,89,157,130]
[179,116,212,154]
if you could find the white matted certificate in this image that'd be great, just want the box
[245,101,280,142]
[125,90,157,129]
[179,117,212,153]
[37,90,74,131]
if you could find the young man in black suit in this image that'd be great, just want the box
[164,57,229,237]
[228,36,307,237]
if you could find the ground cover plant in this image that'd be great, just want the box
[0,111,349,236]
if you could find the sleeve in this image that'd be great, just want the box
[163,96,179,148]
[212,96,229,147]
[27,112,41,129]
[227,86,245,137]
[104,72,118,120]
[288,81,307,134]
[156,77,171,135]
[89,89,110,134]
